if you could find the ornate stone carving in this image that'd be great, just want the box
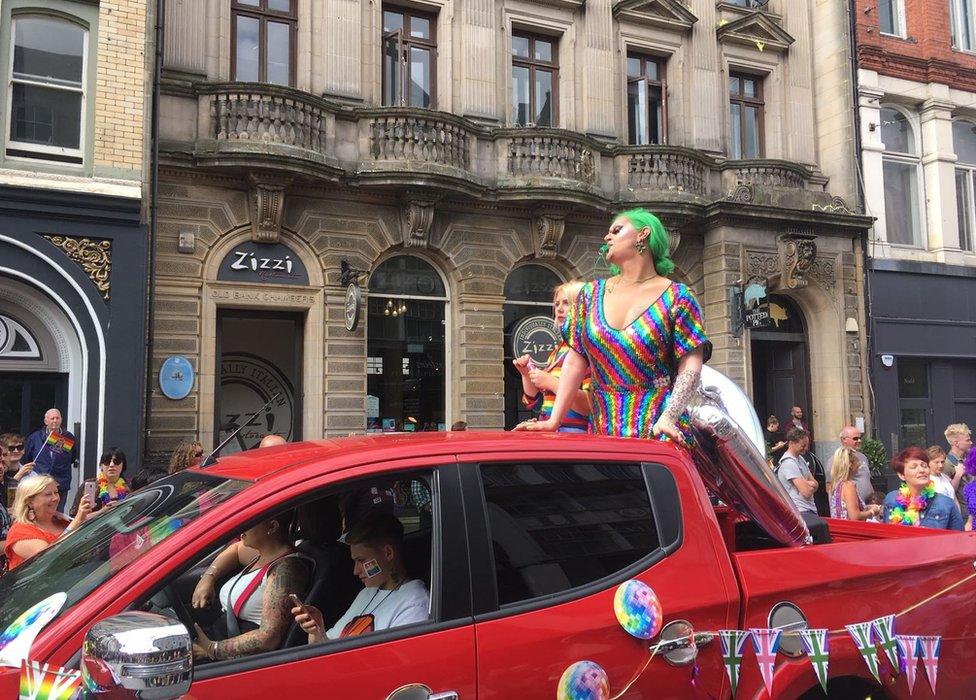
[400,197,438,248]
[809,258,837,295]
[746,250,779,279]
[779,233,817,289]
[43,235,112,300]
[811,196,856,215]
[532,210,567,259]
[727,183,755,203]
[248,173,290,243]
[657,214,688,256]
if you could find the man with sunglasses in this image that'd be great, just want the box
[840,426,873,501]
[23,408,78,512]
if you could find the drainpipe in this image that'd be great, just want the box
[142,0,164,464]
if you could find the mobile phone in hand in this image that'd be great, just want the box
[288,593,305,610]
[83,479,97,504]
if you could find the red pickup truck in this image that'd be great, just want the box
[1,431,974,699]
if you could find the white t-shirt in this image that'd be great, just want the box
[219,569,266,626]
[777,453,817,514]
[932,473,956,500]
[326,579,429,640]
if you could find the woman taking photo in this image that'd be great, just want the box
[828,448,881,521]
[517,208,709,443]
[71,448,130,515]
[883,446,964,530]
[513,280,591,432]
[3,475,92,570]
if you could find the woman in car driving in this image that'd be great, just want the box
[291,511,428,642]
[192,512,310,661]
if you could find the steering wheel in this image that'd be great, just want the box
[164,582,199,635]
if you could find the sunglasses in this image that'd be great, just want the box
[103,457,124,466]
[7,444,24,451]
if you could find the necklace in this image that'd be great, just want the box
[607,274,656,294]
[888,481,935,526]
[96,474,128,506]
[361,579,406,616]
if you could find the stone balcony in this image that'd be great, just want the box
[161,81,851,215]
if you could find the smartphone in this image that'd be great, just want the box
[288,593,305,610]
[83,479,97,503]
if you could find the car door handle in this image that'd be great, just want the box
[429,693,459,700]
[655,631,715,655]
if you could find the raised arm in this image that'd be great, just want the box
[515,348,589,431]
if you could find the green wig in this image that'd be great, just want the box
[599,208,675,276]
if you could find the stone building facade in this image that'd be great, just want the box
[0,0,150,492]
[151,0,870,458]
[856,0,976,451]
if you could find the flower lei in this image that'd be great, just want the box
[96,473,128,506]
[887,481,935,526]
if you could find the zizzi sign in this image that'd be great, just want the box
[217,242,309,286]
[511,315,559,367]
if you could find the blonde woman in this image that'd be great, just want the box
[829,448,880,521]
[513,281,591,432]
[169,440,203,474]
[3,475,91,570]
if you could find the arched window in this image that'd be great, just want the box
[503,264,563,429]
[953,119,976,252]
[880,106,923,247]
[367,256,447,432]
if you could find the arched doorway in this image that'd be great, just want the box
[503,264,563,429]
[750,295,812,438]
[367,255,447,432]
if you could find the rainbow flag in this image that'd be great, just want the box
[44,432,73,453]
[18,660,80,700]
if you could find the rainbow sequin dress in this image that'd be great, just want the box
[563,279,709,443]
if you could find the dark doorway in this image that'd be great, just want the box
[215,310,304,454]
[750,295,811,439]
[0,372,69,436]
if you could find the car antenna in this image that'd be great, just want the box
[201,392,282,467]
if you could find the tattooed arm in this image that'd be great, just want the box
[210,557,310,660]
[653,349,704,441]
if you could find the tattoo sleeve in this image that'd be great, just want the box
[214,558,310,660]
[661,368,701,425]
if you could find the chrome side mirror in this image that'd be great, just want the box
[81,611,192,698]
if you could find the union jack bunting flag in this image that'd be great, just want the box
[798,628,830,693]
[846,621,880,683]
[749,627,781,696]
[918,635,941,695]
[895,635,921,695]
[718,630,751,697]
[872,614,899,670]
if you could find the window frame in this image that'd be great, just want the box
[878,0,907,38]
[880,104,924,248]
[728,70,765,159]
[462,459,681,620]
[5,12,88,164]
[626,52,667,146]
[511,30,559,128]
[230,0,297,86]
[381,5,438,109]
[953,118,976,252]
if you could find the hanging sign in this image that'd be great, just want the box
[158,356,194,400]
[511,315,558,366]
[743,278,770,330]
[217,241,309,286]
[345,283,362,332]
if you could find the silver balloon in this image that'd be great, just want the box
[688,367,810,547]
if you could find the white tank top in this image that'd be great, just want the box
[218,568,267,626]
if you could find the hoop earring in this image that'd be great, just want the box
[635,240,647,255]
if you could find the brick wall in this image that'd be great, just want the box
[94,0,148,174]
[856,0,976,89]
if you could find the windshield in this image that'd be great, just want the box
[0,472,249,633]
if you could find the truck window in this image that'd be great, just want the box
[479,462,660,606]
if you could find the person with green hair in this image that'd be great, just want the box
[516,208,710,445]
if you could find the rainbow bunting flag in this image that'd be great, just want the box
[18,660,80,700]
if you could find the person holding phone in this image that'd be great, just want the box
[70,448,129,516]
[4,474,92,570]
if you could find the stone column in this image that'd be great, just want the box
[687,0,724,152]
[163,0,207,74]
[324,285,367,436]
[919,97,961,257]
[458,0,497,119]
[454,293,505,430]
[581,0,615,138]
[701,232,746,387]
[318,0,363,99]
[858,76,886,245]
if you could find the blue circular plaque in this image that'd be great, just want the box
[159,356,194,400]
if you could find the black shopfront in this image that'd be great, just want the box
[0,186,147,495]
[869,259,976,453]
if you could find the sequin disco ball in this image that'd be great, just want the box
[613,579,662,640]
[557,660,610,700]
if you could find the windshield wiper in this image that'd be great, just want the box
[202,392,281,467]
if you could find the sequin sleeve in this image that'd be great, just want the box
[562,282,592,358]
[670,284,709,364]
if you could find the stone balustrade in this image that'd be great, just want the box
[368,111,469,169]
[501,130,597,183]
[624,147,711,197]
[208,84,330,154]
[726,160,812,190]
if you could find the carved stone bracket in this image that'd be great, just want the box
[532,209,567,259]
[43,235,112,300]
[400,194,439,248]
[656,214,687,256]
[778,232,817,289]
[726,183,755,203]
[248,173,291,243]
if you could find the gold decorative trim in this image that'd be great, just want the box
[43,235,112,300]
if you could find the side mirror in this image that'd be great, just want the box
[81,611,192,698]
